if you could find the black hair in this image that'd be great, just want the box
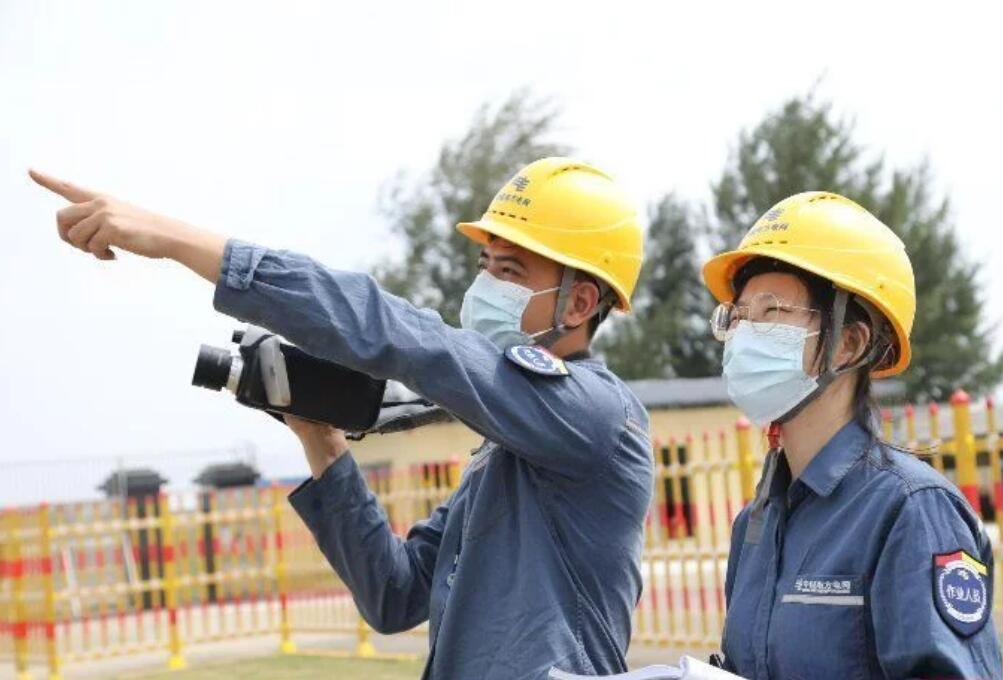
[732,257,892,435]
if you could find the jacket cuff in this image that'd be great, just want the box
[287,452,366,527]
[213,238,268,314]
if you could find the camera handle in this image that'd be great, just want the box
[236,326,292,408]
[235,325,449,439]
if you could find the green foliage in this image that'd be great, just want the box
[710,95,883,250]
[598,195,718,378]
[377,90,1001,398]
[373,90,568,326]
[873,166,1003,399]
[606,93,1001,398]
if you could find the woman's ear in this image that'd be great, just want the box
[837,321,872,370]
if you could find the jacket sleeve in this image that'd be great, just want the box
[213,239,628,481]
[287,452,450,634]
[869,487,1003,679]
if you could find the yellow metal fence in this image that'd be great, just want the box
[1,391,1000,677]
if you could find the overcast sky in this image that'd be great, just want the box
[2,1,1001,503]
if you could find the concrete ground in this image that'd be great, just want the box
[0,631,700,679]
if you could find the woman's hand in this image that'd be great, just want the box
[284,414,351,479]
[29,169,227,281]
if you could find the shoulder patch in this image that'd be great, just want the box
[504,345,569,377]
[933,549,990,637]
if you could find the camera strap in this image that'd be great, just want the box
[346,405,452,441]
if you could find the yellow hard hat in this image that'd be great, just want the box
[457,157,644,312]
[702,192,916,378]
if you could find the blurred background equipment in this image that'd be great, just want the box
[98,468,168,611]
[194,462,261,605]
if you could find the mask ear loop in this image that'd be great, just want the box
[552,266,577,330]
[845,296,896,374]
[780,289,892,425]
[531,267,617,348]
[774,288,849,424]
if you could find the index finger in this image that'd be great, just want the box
[28,169,100,203]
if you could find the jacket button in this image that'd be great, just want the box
[446,573,455,587]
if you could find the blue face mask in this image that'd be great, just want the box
[460,271,559,349]
[722,321,821,426]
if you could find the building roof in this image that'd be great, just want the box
[624,376,906,410]
[386,375,905,415]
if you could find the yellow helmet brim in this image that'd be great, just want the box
[457,216,634,312]
[703,247,912,378]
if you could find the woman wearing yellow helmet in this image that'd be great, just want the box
[703,193,1002,678]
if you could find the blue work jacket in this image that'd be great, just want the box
[212,240,654,679]
[722,420,1002,679]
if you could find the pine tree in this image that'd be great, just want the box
[373,90,568,326]
[620,92,1002,398]
[873,166,1002,398]
[599,195,718,378]
[708,94,1001,399]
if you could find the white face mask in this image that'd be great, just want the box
[722,321,821,426]
[459,271,559,349]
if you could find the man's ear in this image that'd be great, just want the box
[837,321,872,370]
[562,280,600,329]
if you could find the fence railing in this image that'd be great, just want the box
[1,391,1000,676]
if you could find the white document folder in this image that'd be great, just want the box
[548,655,746,680]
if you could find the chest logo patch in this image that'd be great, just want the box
[781,575,863,606]
[934,550,989,637]
[504,345,569,377]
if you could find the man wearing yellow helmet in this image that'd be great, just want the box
[31,158,652,678]
[703,193,1002,678]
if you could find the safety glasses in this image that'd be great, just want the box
[710,292,820,342]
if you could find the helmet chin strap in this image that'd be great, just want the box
[530,266,616,349]
[774,289,850,424]
[747,290,857,544]
[775,288,886,425]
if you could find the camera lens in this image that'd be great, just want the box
[192,345,234,391]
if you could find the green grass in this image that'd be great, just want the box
[131,654,426,679]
